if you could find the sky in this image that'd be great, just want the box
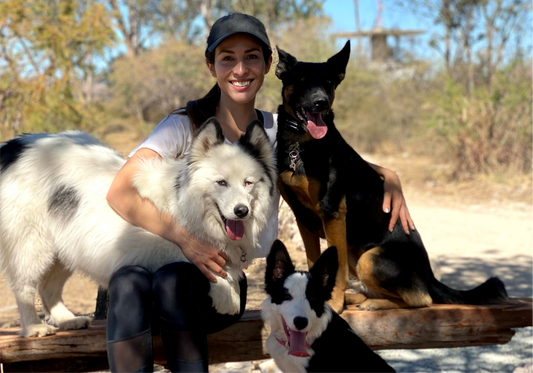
[324,0,424,33]
[102,0,531,69]
[323,0,435,59]
[321,0,532,62]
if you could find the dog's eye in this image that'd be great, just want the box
[216,180,228,187]
[284,293,293,301]
[244,180,253,187]
[325,79,332,85]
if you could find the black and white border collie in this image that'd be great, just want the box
[261,240,395,372]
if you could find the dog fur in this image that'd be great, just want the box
[0,118,276,337]
[274,41,508,313]
[262,240,395,372]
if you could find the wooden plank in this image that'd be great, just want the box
[0,299,531,366]
[0,357,110,373]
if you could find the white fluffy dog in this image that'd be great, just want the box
[0,118,276,337]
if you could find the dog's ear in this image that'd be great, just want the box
[265,240,295,288]
[310,246,338,296]
[189,117,225,162]
[276,46,298,80]
[326,40,350,86]
[239,119,272,165]
[238,119,276,194]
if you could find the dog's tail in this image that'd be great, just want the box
[428,276,509,305]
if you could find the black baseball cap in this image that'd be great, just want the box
[206,13,271,53]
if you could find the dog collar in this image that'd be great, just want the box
[285,118,303,132]
[286,148,304,171]
[238,247,248,270]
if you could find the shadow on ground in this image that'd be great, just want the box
[437,253,532,298]
[378,327,532,373]
[379,252,532,373]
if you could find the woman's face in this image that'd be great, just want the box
[208,34,272,106]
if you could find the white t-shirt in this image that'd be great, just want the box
[129,111,280,258]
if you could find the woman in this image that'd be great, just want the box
[106,13,414,372]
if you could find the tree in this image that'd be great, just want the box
[108,41,213,122]
[196,0,325,37]
[148,0,202,43]
[394,0,474,73]
[393,0,531,85]
[106,0,154,57]
[478,0,530,90]
[0,0,115,139]
[223,0,325,31]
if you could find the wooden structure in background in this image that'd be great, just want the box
[0,299,531,371]
[334,0,425,62]
[334,27,425,62]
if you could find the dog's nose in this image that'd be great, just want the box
[293,317,308,331]
[234,205,249,218]
[313,98,329,112]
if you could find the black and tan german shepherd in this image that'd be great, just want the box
[275,40,508,313]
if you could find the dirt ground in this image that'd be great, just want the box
[1,145,531,326]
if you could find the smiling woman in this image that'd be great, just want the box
[209,35,270,109]
[104,13,278,373]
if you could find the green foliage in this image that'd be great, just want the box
[0,0,115,139]
[107,41,213,123]
[332,62,430,153]
[224,0,325,29]
[425,62,532,176]
[0,0,530,180]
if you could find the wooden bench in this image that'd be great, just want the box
[1,299,531,372]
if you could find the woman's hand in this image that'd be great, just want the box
[175,228,228,283]
[368,162,415,234]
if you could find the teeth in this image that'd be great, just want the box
[232,80,251,87]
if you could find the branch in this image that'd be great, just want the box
[108,0,129,40]
[13,34,40,75]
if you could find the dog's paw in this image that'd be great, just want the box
[58,316,92,331]
[209,280,241,315]
[345,292,367,305]
[23,323,58,337]
[357,299,380,311]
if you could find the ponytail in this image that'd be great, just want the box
[174,83,221,132]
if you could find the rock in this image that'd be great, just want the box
[514,363,533,373]
[259,359,282,373]
[216,361,253,373]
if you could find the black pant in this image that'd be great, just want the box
[106,262,247,372]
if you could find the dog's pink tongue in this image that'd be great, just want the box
[225,219,244,240]
[288,331,310,357]
[306,112,327,139]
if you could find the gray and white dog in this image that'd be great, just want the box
[0,118,276,337]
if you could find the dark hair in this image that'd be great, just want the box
[173,83,221,132]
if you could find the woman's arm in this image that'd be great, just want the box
[368,162,415,234]
[106,148,227,282]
